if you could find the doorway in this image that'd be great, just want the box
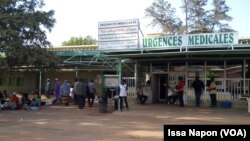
[159,75,168,101]
[152,74,168,102]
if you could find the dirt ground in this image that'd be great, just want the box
[0,101,250,141]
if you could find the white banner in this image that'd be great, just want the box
[98,19,139,29]
[98,19,140,50]
[143,32,238,48]
[98,26,139,35]
[98,40,138,49]
[98,33,138,42]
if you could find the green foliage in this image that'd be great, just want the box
[210,0,234,32]
[206,71,217,78]
[146,0,234,34]
[185,0,210,33]
[0,0,59,71]
[145,0,183,35]
[62,35,97,46]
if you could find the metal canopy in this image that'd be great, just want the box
[62,50,118,70]
[101,44,250,61]
[52,44,250,70]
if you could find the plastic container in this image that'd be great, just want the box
[99,97,108,113]
[222,100,232,108]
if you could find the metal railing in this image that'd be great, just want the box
[186,78,250,107]
[123,76,249,107]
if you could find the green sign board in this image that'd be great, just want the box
[142,32,238,48]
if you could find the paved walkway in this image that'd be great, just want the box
[0,103,249,141]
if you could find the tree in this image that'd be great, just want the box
[0,0,59,71]
[145,0,234,34]
[145,0,183,35]
[209,0,233,32]
[184,0,233,33]
[62,35,97,46]
[184,0,210,33]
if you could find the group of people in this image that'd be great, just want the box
[0,91,41,110]
[166,76,185,107]
[45,78,69,105]
[108,79,153,111]
[166,76,217,107]
[1,76,218,111]
[45,78,96,109]
[191,76,217,107]
[73,79,96,109]
[136,77,186,107]
[113,79,137,111]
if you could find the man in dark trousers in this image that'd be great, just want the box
[73,79,86,109]
[86,80,96,107]
[177,76,184,107]
[192,76,205,107]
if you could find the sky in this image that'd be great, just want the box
[43,0,250,46]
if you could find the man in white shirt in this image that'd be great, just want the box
[118,79,129,111]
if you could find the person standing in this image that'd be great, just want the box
[54,78,60,104]
[45,78,51,98]
[192,76,205,107]
[177,76,184,107]
[207,77,217,107]
[118,79,129,111]
[87,80,96,107]
[73,78,78,105]
[60,80,71,106]
[74,79,86,109]
[69,84,74,99]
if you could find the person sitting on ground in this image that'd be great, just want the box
[0,91,5,110]
[136,85,148,104]
[0,90,4,104]
[31,92,41,107]
[21,92,31,109]
[0,90,9,110]
[10,92,21,110]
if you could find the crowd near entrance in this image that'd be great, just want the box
[124,59,250,108]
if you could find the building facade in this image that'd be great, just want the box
[1,32,250,108]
